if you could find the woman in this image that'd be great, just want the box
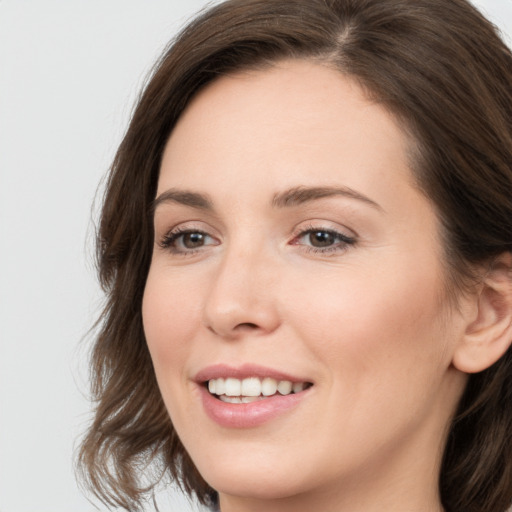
[78,1,512,511]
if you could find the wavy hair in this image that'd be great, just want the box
[77,1,512,511]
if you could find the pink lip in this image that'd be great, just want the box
[198,385,309,428]
[194,364,313,429]
[194,363,309,383]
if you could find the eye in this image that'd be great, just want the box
[179,232,208,249]
[292,226,356,254]
[303,230,339,247]
[159,228,218,254]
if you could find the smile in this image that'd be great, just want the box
[195,364,313,427]
[207,377,311,403]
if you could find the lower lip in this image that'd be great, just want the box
[199,385,309,428]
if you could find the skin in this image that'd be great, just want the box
[142,60,472,512]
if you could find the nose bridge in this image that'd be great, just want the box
[203,234,280,338]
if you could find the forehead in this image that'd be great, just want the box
[158,59,417,212]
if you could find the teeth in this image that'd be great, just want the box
[293,382,305,393]
[215,378,225,395]
[225,378,241,396]
[241,377,261,397]
[207,377,309,399]
[277,380,292,395]
[261,377,278,396]
[219,395,266,403]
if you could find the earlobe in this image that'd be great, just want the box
[452,252,512,374]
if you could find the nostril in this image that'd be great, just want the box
[207,321,262,338]
[236,322,259,330]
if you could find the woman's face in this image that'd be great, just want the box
[143,60,468,510]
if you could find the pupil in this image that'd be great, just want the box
[310,231,334,247]
[183,232,204,248]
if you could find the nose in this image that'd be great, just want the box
[202,243,281,340]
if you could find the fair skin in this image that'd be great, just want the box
[142,60,505,512]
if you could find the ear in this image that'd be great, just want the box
[453,252,512,374]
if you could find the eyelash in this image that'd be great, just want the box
[158,227,214,256]
[158,225,356,256]
[291,224,356,255]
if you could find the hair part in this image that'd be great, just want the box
[78,1,512,511]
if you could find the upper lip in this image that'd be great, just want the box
[194,363,312,384]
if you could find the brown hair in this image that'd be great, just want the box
[77,1,512,511]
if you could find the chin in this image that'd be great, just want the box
[204,465,309,502]
[183,436,317,501]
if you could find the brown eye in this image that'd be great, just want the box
[159,229,218,254]
[308,231,336,247]
[182,232,206,248]
[293,227,356,254]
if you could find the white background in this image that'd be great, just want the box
[1,1,511,511]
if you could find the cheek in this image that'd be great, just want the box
[142,267,202,376]
[142,266,211,432]
[290,255,450,389]
[282,259,455,463]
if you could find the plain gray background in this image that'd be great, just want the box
[1,1,511,511]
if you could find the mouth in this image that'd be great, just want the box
[205,377,313,404]
[195,364,314,426]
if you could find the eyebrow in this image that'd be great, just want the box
[152,185,383,213]
[271,186,383,211]
[152,189,214,213]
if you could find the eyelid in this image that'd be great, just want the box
[155,219,357,257]
[290,220,357,241]
[159,228,214,246]
[156,220,220,241]
[157,222,220,255]
[289,222,357,254]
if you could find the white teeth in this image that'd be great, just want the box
[241,396,261,403]
[219,395,242,403]
[277,380,292,395]
[241,377,261,397]
[225,377,242,396]
[219,395,266,403]
[207,377,309,399]
[215,378,225,395]
[261,377,278,396]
